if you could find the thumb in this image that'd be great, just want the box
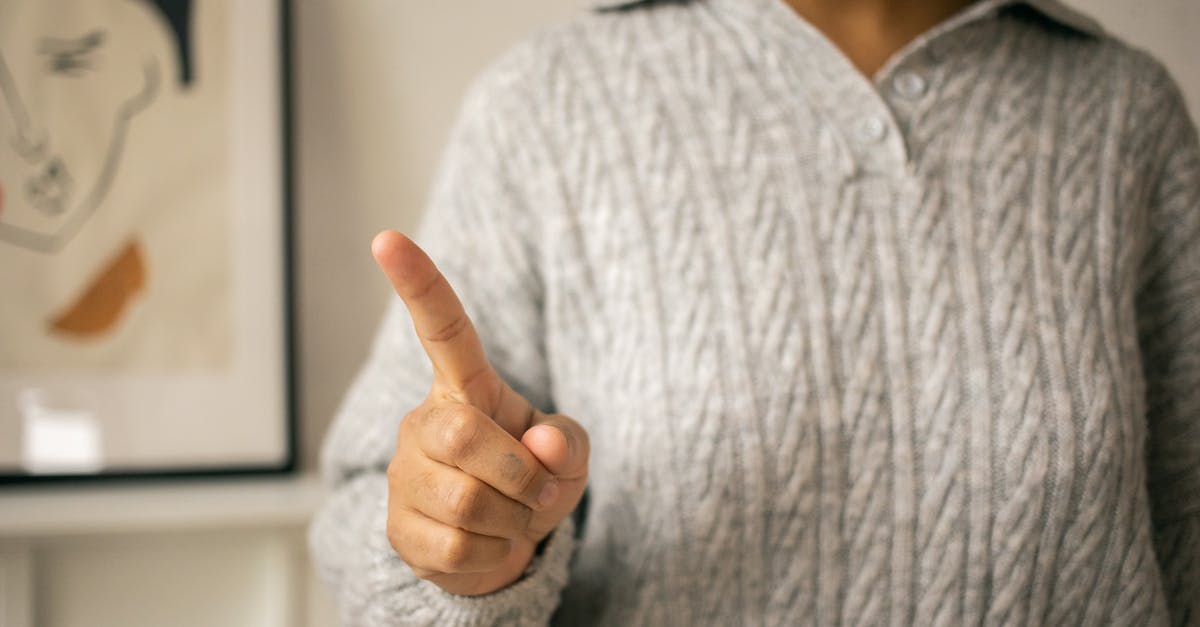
[521,413,589,480]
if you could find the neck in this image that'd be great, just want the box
[781,0,975,77]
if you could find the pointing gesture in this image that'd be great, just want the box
[373,230,493,403]
[373,231,589,596]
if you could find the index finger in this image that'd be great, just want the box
[372,230,492,393]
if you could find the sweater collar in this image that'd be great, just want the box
[587,0,1103,38]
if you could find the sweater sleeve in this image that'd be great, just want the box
[308,54,575,626]
[1135,70,1200,627]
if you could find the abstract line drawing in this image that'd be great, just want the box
[0,1,192,253]
[0,0,207,342]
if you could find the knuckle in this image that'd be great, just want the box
[400,405,432,438]
[438,408,480,459]
[446,479,484,525]
[424,314,469,344]
[406,404,436,436]
[437,529,475,572]
[404,469,437,508]
[455,365,492,396]
[514,503,535,533]
[409,270,442,301]
[399,407,421,431]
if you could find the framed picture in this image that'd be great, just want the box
[0,0,295,481]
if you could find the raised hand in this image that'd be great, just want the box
[372,230,589,596]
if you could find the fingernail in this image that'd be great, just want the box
[538,480,559,508]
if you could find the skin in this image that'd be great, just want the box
[378,0,973,597]
[781,0,975,77]
[373,231,590,596]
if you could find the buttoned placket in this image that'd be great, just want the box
[714,0,1027,183]
[726,2,928,180]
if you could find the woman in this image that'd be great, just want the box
[311,0,1200,624]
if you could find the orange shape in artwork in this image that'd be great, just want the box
[50,239,147,338]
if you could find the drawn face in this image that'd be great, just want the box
[0,1,162,253]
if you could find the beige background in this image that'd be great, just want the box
[294,0,1200,472]
[2,3,1194,627]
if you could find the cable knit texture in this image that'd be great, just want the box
[309,0,1200,624]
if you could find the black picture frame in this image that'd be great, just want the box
[0,0,296,484]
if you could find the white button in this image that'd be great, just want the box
[893,71,927,99]
[855,116,887,144]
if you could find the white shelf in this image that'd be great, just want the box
[0,474,326,539]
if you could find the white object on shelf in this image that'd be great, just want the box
[0,473,326,538]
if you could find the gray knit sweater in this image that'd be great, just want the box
[309,0,1200,624]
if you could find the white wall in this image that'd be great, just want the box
[294,0,579,472]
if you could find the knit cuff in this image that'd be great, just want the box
[412,516,577,626]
